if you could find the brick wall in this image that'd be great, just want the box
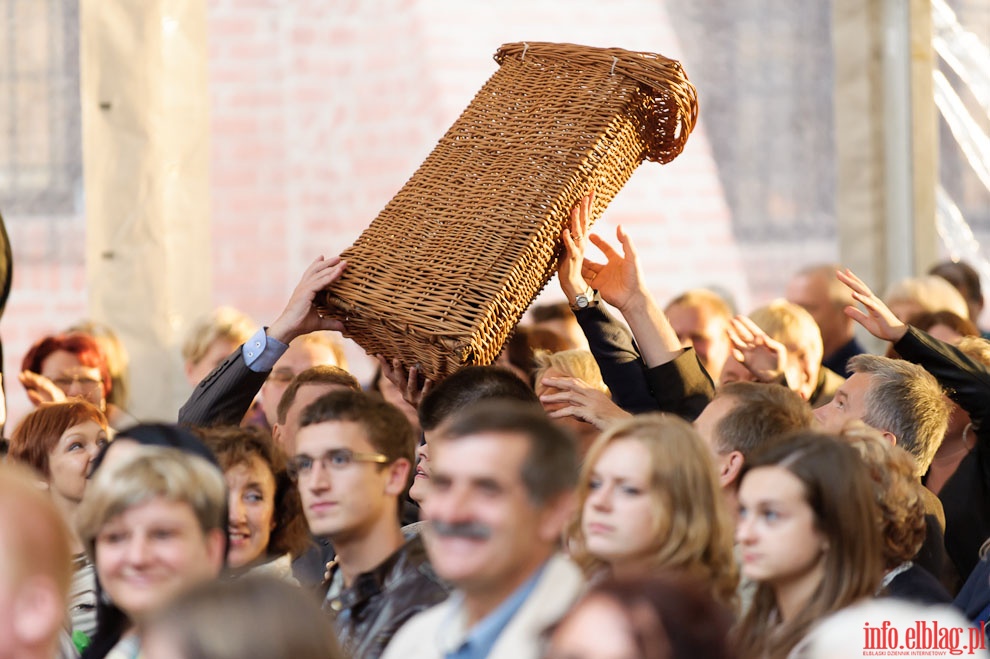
[2,0,870,427]
[204,0,754,383]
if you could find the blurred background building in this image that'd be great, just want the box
[0,0,985,424]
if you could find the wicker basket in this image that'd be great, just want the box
[317,42,698,381]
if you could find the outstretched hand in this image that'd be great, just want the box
[539,375,631,430]
[727,315,796,387]
[19,370,66,408]
[559,191,595,300]
[581,226,647,313]
[836,269,908,342]
[268,256,348,344]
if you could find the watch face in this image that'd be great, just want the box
[575,295,590,308]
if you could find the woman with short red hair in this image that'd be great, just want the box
[20,332,136,430]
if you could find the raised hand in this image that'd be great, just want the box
[539,375,631,430]
[19,370,67,408]
[727,315,795,386]
[836,269,908,342]
[559,191,595,300]
[268,255,348,344]
[581,226,647,313]
[376,355,434,409]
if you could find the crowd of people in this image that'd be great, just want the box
[2,192,990,659]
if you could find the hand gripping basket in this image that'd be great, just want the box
[318,42,698,381]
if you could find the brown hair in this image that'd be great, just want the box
[548,572,737,659]
[733,432,883,659]
[197,426,310,559]
[299,389,416,467]
[275,365,361,425]
[886,310,979,359]
[711,382,813,458]
[7,400,108,478]
[568,414,738,608]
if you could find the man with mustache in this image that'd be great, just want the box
[382,399,584,659]
[292,389,448,659]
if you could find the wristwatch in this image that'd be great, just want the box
[571,288,595,311]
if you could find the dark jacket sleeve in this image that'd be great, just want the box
[177,346,269,427]
[643,348,716,422]
[572,303,660,414]
[894,326,990,427]
[894,326,990,580]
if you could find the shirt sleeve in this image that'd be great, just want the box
[242,327,289,372]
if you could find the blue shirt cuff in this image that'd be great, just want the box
[242,327,289,372]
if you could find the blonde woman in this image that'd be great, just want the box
[566,414,738,609]
[76,446,227,658]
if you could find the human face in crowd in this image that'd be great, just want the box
[185,338,238,388]
[736,466,826,589]
[581,438,659,567]
[692,393,748,492]
[47,420,108,507]
[813,372,872,432]
[95,497,224,621]
[928,323,966,345]
[786,273,846,351]
[423,433,562,605]
[409,436,431,505]
[41,350,106,409]
[260,340,340,427]
[225,455,277,570]
[293,420,398,541]
[666,302,731,381]
[545,594,640,659]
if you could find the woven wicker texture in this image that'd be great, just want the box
[318,42,698,380]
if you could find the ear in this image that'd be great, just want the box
[881,430,897,447]
[384,458,412,497]
[12,576,64,647]
[204,528,227,575]
[719,450,745,489]
[271,423,286,451]
[537,491,577,543]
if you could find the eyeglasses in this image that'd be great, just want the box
[266,369,295,385]
[52,374,103,392]
[287,448,389,480]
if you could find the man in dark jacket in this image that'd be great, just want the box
[291,389,448,659]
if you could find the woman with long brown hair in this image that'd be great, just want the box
[734,431,883,658]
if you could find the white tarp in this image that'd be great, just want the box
[80,0,211,421]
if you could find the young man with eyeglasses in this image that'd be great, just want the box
[291,388,449,659]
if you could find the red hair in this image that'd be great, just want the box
[8,400,108,478]
[21,332,113,397]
